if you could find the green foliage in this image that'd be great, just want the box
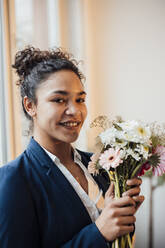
[148,154,160,167]
[144,169,153,178]
[113,123,122,131]
[151,135,160,147]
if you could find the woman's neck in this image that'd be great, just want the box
[33,135,73,164]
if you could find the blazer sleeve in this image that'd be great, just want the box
[0,165,40,248]
[60,223,110,248]
[0,165,110,248]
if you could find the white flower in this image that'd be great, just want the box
[118,148,127,159]
[99,127,118,145]
[110,139,128,149]
[135,144,150,160]
[118,120,151,144]
[126,148,141,161]
[118,120,138,131]
[134,124,151,143]
[99,120,151,154]
[99,126,127,146]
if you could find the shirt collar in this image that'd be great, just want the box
[73,148,82,162]
[42,146,82,164]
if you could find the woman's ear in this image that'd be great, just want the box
[23,96,36,118]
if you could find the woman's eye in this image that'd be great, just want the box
[52,98,65,103]
[76,98,85,103]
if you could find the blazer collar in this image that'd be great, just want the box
[26,137,57,168]
[26,137,110,195]
[27,137,82,167]
[26,137,92,223]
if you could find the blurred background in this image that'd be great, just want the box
[0,0,165,247]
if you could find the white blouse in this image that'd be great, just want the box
[42,147,103,222]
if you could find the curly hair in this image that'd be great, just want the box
[12,46,85,120]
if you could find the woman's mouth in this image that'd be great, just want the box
[59,121,81,128]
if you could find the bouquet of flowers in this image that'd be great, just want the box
[88,116,165,248]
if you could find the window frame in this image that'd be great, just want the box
[0,0,8,165]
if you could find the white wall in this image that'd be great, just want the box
[82,1,165,247]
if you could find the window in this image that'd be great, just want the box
[0,0,8,165]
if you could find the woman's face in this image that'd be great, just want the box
[30,70,87,144]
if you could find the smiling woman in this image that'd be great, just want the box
[0,46,144,248]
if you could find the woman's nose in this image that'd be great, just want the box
[65,102,80,115]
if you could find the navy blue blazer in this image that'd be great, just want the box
[0,138,110,248]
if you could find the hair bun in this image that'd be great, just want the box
[12,46,44,83]
[12,46,84,86]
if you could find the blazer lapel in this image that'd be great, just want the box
[26,138,92,223]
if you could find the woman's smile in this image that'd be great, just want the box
[59,120,81,128]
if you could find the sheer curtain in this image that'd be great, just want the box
[0,0,10,165]
[1,0,22,161]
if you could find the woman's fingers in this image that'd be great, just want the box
[126,177,142,186]
[118,225,135,237]
[115,216,136,225]
[110,196,135,208]
[124,177,144,213]
[122,187,140,197]
[105,182,114,198]
[104,183,114,207]
[132,195,145,212]
[132,195,145,203]
[111,205,136,217]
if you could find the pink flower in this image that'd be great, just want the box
[99,148,123,171]
[138,162,151,176]
[88,153,100,175]
[152,146,165,176]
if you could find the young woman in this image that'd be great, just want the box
[0,47,144,248]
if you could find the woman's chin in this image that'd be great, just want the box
[62,133,79,144]
[65,137,78,144]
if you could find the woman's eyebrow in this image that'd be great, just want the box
[50,90,87,96]
[78,91,87,96]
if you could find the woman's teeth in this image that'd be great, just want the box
[61,122,79,127]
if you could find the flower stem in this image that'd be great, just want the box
[121,236,125,247]
[131,162,143,178]
[114,169,120,198]
[127,234,133,248]
[115,238,119,248]
[109,170,133,248]
[112,242,115,248]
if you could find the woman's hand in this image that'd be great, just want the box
[95,183,136,242]
[122,177,145,213]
